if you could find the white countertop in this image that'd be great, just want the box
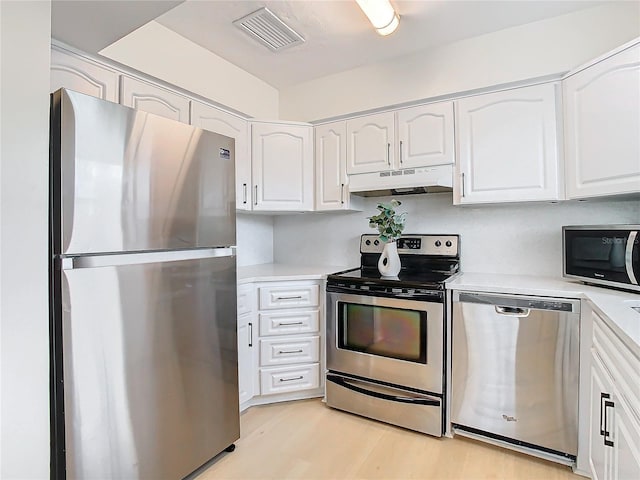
[237,263,349,284]
[447,272,640,356]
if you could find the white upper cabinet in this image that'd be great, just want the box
[251,122,314,211]
[191,101,251,211]
[315,121,350,211]
[397,102,455,169]
[563,42,640,199]
[346,112,395,175]
[454,83,562,205]
[346,103,454,176]
[50,47,119,102]
[120,76,190,123]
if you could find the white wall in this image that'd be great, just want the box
[100,21,279,119]
[280,2,640,121]
[237,215,274,266]
[273,195,640,277]
[0,1,51,478]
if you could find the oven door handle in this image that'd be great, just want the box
[327,374,440,406]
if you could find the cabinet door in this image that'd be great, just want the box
[51,48,119,102]
[564,43,640,199]
[120,76,190,123]
[315,121,348,211]
[590,353,615,480]
[613,397,640,480]
[191,101,251,211]
[454,83,562,204]
[397,102,454,168]
[346,112,395,174]
[237,312,255,407]
[251,122,313,211]
[237,284,256,408]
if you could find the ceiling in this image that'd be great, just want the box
[52,0,607,89]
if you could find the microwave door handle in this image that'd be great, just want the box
[626,231,638,285]
[327,375,440,406]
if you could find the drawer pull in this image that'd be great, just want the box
[275,295,303,300]
[278,349,303,354]
[279,376,304,382]
[278,321,304,326]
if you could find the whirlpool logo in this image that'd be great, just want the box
[502,414,517,422]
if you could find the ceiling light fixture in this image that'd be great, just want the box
[356,0,400,36]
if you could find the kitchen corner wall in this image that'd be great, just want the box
[272,196,640,277]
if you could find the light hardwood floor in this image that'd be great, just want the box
[196,398,584,480]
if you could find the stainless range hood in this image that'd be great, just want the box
[348,164,453,197]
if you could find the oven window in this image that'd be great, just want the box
[337,302,427,363]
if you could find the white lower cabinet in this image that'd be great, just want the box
[237,279,324,408]
[589,310,640,480]
[257,280,322,397]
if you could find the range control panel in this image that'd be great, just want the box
[360,234,459,257]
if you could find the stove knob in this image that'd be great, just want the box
[374,240,379,246]
[435,240,442,247]
[446,240,452,247]
[365,239,371,246]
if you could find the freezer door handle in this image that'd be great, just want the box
[327,374,440,406]
[59,247,236,270]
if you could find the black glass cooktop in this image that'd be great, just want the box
[327,267,457,290]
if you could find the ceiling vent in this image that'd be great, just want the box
[233,7,305,52]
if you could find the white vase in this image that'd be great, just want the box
[378,241,401,277]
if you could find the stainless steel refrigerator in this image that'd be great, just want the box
[49,89,240,479]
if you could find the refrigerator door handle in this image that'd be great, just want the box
[59,247,236,270]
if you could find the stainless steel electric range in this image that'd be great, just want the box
[325,234,460,436]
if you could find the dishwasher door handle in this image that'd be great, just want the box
[495,305,530,317]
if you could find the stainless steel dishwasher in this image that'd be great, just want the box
[451,291,580,462]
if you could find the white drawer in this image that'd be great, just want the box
[237,284,255,316]
[260,364,320,395]
[259,310,319,336]
[258,284,319,310]
[260,336,320,366]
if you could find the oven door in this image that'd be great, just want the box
[326,291,443,394]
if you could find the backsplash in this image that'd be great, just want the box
[272,194,640,277]
[237,214,274,266]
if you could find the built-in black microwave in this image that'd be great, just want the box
[563,225,640,292]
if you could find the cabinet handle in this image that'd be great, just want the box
[603,396,615,448]
[275,295,303,300]
[248,322,253,347]
[242,183,247,204]
[278,349,303,354]
[461,172,466,198]
[387,142,391,166]
[341,183,345,205]
[279,376,304,382]
[399,140,403,164]
[278,321,304,326]
[254,185,258,206]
